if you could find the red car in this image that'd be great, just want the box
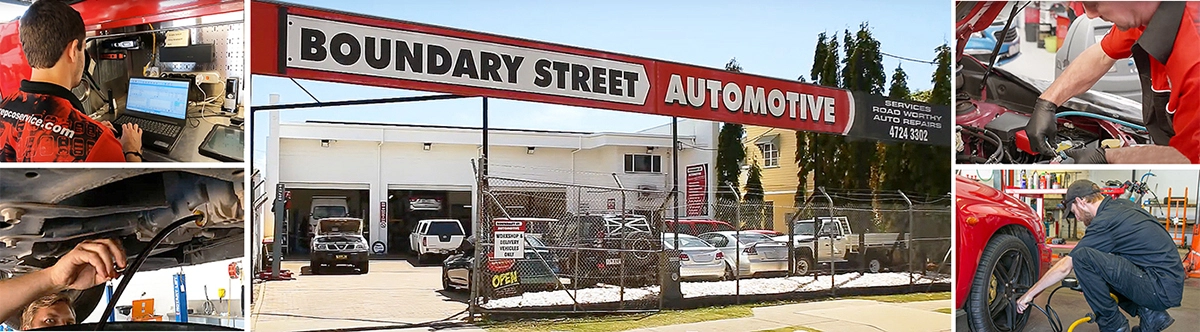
[955,175,1052,331]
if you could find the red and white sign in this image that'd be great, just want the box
[492,220,526,259]
[686,164,708,216]
[251,1,853,135]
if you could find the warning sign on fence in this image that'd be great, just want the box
[492,220,526,259]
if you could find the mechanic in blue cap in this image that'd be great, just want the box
[1016,180,1184,332]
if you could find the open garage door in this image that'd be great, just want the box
[281,186,370,259]
[386,188,473,255]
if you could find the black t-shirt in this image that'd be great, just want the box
[1072,197,1185,306]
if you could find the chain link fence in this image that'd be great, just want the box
[470,174,671,314]
[467,163,950,313]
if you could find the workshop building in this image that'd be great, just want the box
[256,115,718,256]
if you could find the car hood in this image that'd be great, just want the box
[956,1,1008,60]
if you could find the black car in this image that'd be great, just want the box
[542,214,662,287]
[442,236,563,298]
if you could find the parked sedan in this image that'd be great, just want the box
[442,235,563,298]
[661,233,726,281]
[697,232,789,278]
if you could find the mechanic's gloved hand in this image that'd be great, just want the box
[1065,146,1108,164]
[1026,98,1060,156]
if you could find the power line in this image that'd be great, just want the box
[881,51,937,65]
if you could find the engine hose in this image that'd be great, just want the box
[959,127,1006,163]
[1055,111,1148,132]
[95,214,205,331]
[1067,316,1091,332]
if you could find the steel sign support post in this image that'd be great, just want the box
[469,97,489,321]
[663,117,683,306]
[272,183,285,280]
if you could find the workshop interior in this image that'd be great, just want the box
[0,0,246,163]
[81,13,244,162]
[955,169,1200,331]
[0,168,246,330]
[955,1,1148,164]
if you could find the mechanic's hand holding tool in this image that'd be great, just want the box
[1016,292,1035,314]
[1064,147,1107,164]
[1027,98,1060,156]
[45,239,127,291]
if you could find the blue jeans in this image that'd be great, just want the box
[1071,247,1169,331]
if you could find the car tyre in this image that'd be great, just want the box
[868,257,882,273]
[442,269,452,291]
[359,261,369,274]
[967,233,1035,332]
[795,253,813,275]
[416,253,426,265]
[310,262,321,275]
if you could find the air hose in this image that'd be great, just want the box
[1055,111,1148,132]
[1068,316,1092,332]
[95,214,205,331]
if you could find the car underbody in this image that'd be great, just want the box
[0,168,244,327]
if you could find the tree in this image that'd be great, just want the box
[888,65,911,99]
[922,44,953,197]
[796,33,831,207]
[715,58,747,222]
[910,89,933,103]
[930,44,952,107]
[742,162,765,229]
[810,32,828,85]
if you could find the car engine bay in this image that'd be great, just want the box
[955,52,1149,164]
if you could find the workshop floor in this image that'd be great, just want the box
[1024,245,1199,331]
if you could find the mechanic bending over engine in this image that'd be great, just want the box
[1016,180,1184,332]
[1026,1,1199,164]
[0,0,143,162]
[0,239,126,327]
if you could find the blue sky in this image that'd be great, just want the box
[252,0,951,168]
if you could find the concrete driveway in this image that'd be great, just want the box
[250,259,472,331]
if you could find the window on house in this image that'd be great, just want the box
[756,138,779,167]
[624,154,662,173]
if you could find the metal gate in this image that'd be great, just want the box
[469,174,671,314]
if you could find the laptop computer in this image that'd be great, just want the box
[113,77,191,153]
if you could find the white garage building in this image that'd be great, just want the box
[258,113,718,256]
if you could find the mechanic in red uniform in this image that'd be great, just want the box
[1026,1,1200,164]
[0,0,141,162]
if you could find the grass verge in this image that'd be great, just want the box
[934,308,952,314]
[480,305,752,332]
[481,292,950,332]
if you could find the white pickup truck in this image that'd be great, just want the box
[772,217,908,274]
[409,219,466,264]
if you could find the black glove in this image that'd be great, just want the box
[1026,98,1060,156]
[1064,147,1108,164]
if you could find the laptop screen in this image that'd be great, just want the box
[126,77,189,120]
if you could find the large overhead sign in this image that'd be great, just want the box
[252,0,947,145]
